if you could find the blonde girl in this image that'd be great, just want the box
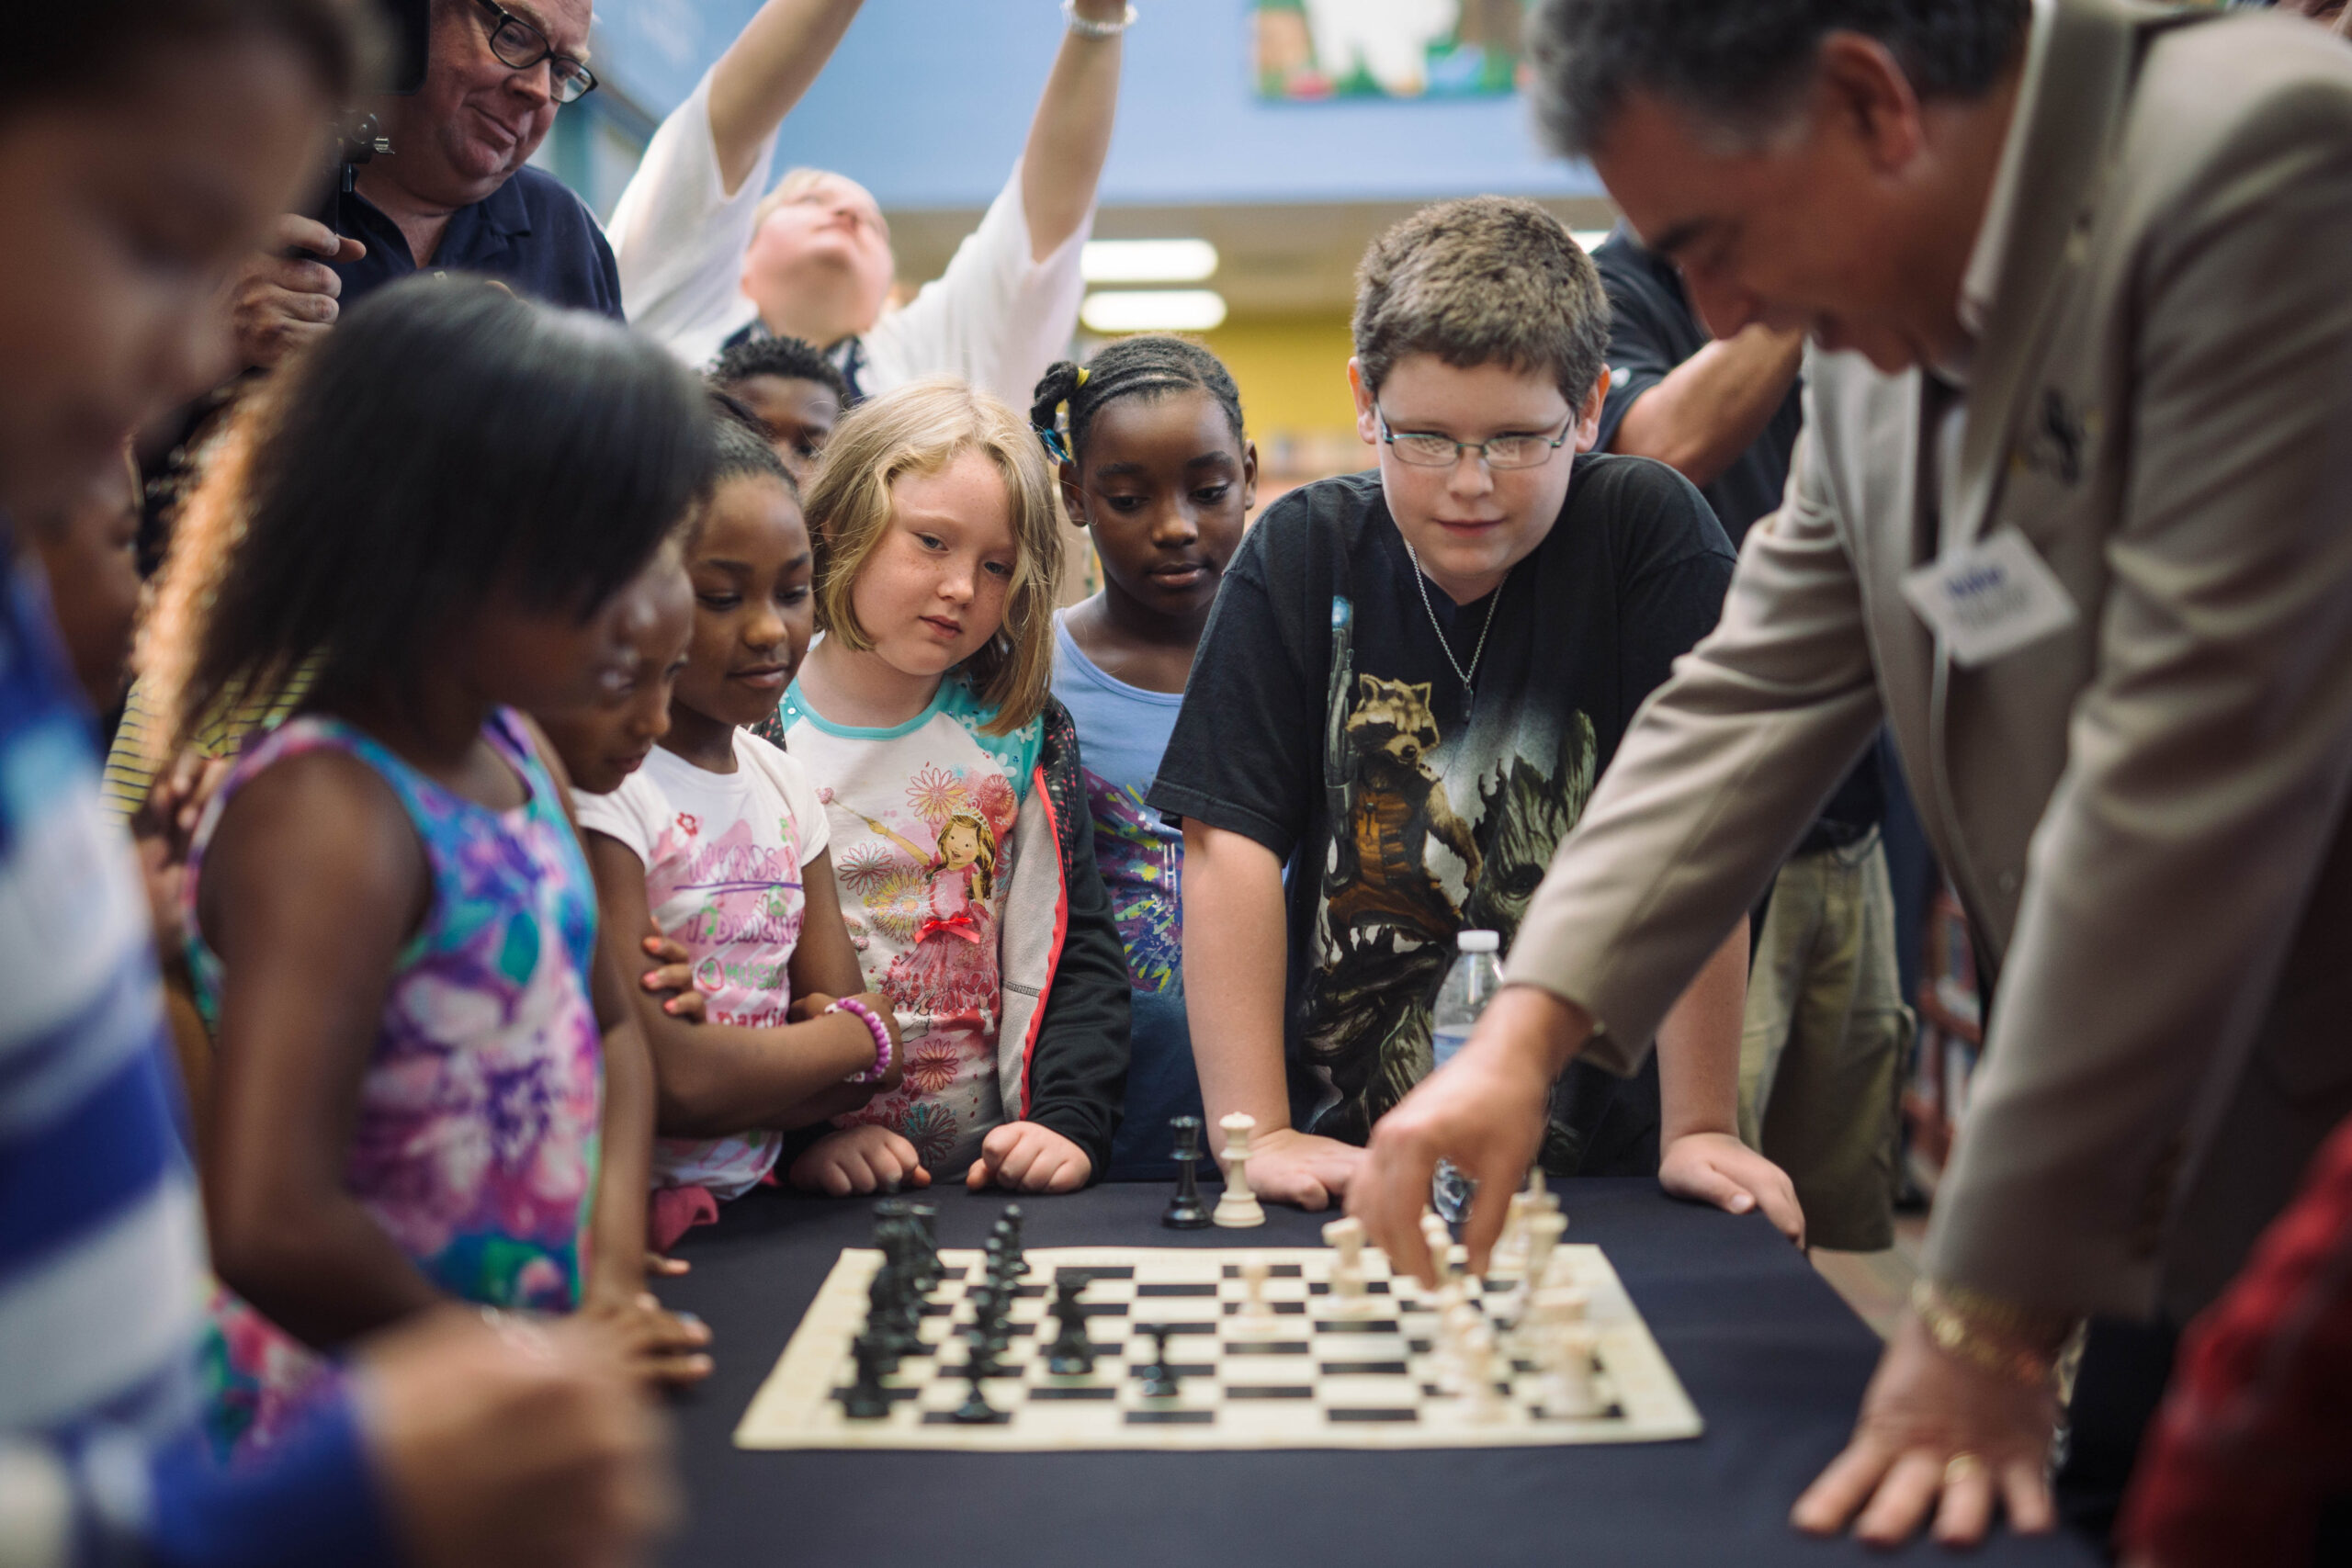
[763,378,1129,1196]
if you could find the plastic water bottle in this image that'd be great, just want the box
[1429,930,1503,1224]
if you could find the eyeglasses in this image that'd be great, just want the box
[1374,406,1576,470]
[472,0,597,104]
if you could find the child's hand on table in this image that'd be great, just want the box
[582,1288,714,1389]
[638,925,704,1022]
[789,1123,931,1196]
[966,1122,1091,1194]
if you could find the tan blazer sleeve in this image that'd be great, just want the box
[1506,419,1886,1073]
[1925,82,2352,1316]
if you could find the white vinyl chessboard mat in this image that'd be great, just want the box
[735,1244,1702,1451]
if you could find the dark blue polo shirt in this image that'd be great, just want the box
[327,164,622,319]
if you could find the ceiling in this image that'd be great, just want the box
[888,196,1622,318]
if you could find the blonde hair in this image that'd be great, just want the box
[805,377,1063,736]
[941,810,997,901]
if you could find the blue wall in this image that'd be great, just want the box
[588,0,1601,209]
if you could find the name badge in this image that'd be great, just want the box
[1900,527,2078,669]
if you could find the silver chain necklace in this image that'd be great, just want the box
[1404,539,1509,699]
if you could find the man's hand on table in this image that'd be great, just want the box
[1236,1126,1364,1212]
[1349,986,1568,1279]
[1792,1308,2061,1549]
[1661,1132,1804,1246]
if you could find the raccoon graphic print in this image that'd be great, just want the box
[1149,461,1736,1161]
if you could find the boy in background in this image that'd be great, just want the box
[1151,198,1798,1232]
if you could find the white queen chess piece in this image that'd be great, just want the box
[1212,1112,1264,1228]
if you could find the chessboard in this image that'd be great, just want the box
[734,1241,1702,1452]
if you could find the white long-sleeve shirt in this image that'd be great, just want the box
[608,65,1090,408]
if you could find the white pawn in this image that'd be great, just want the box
[1540,1323,1603,1419]
[1420,1212,1456,1284]
[1321,1215,1375,1315]
[1461,1323,1507,1423]
[1212,1112,1264,1228]
[1433,1300,1479,1395]
[1238,1254,1275,1332]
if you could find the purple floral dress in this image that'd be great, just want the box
[187,709,604,1459]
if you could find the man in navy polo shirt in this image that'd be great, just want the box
[228,0,618,369]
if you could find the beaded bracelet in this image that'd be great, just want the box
[832,998,893,1084]
[1061,0,1136,39]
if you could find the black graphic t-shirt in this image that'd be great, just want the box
[1148,456,1736,1173]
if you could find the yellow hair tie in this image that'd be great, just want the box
[1076,367,1091,388]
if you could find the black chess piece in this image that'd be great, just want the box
[1043,1272,1098,1375]
[908,1201,941,1288]
[1136,1323,1181,1400]
[949,1335,1007,1425]
[837,1332,893,1419]
[1163,1115,1211,1229]
[1000,1203,1028,1273]
[958,1322,1009,1384]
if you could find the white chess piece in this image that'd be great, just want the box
[1461,1323,1506,1423]
[1419,1212,1455,1284]
[1523,1208,1567,1289]
[1322,1215,1375,1316]
[1238,1254,1276,1333]
[1432,1300,1478,1396]
[1539,1323,1603,1418]
[1212,1112,1264,1228]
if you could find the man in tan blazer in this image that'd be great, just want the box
[1350,0,2352,1550]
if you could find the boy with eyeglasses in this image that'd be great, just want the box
[1149,198,1799,1230]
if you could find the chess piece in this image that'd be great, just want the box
[999,1204,1030,1276]
[1237,1254,1275,1333]
[838,1331,894,1419]
[1421,1212,1457,1284]
[1523,1208,1567,1290]
[1212,1112,1264,1228]
[959,1322,1009,1383]
[1461,1323,1506,1423]
[1163,1115,1212,1229]
[1044,1273,1100,1374]
[1431,1300,1478,1396]
[1322,1215,1375,1316]
[1538,1323,1602,1418]
[950,1336,1008,1424]
[1136,1324,1181,1400]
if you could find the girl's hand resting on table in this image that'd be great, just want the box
[1659,1132,1805,1247]
[582,1288,714,1388]
[966,1121,1091,1193]
[790,1123,931,1196]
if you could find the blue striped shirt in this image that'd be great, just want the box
[0,550,390,1566]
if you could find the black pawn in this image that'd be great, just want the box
[949,1347,1006,1425]
[1136,1324,1181,1400]
[837,1333,893,1420]
[957,1324,1010,1389]
[1044,1273,1098,1374]
[1163,1116,1211,1229]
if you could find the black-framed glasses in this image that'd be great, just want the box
[1374,406,1575,470]
[472,0,597,103]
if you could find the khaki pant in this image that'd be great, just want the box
[1738,830,1912,1252]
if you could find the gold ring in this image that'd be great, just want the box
[1943,1452,1987,1486]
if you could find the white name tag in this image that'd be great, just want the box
[1900,527,2078,669]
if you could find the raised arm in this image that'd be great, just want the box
[705,0,866,197]
[1018,0,1127,263]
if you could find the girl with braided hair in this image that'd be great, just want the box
[1034,336,1258,1179]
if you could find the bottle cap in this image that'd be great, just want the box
[1456,929,1499,953]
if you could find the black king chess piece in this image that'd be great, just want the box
[1163,1115,1212,1229]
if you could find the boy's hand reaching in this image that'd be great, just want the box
[1233,1125,1363,1212]
[1660,1131,1805,1246]
[638,925,704,1022]
[967,1121,1091,1194]
[789,1123,931,1196]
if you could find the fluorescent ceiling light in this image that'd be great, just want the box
[1080,289,1228,333]
[1082,239,1219,284]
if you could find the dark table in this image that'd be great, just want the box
[661,1178,2099,1567]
